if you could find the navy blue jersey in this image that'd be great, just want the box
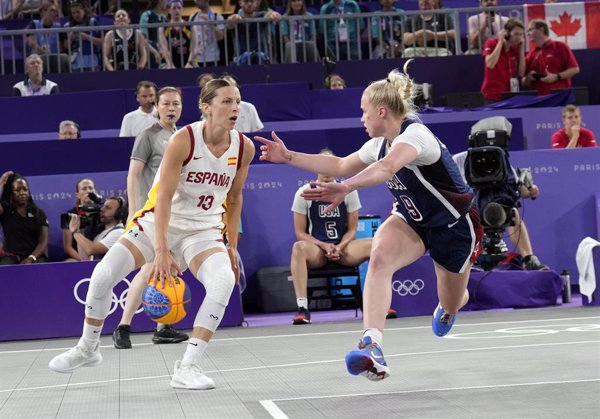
[378,123,474,228]
[308,199,348,244]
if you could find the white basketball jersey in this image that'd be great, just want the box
[133,121,244,232]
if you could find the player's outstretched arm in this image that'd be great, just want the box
[254,131,367,177]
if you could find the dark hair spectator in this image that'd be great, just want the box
[63,0,102,71]
[119,81,159,137]
[103,9,148,71]
[62,178,97,261]
[139,0,168,68]
[0,171,49,265]
[403,0,456,57]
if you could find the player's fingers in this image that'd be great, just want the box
[254,136,270,145]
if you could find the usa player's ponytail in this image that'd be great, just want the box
[362,59,419,122]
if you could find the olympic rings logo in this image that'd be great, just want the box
[73,277,144,316]
[392,279,425,296]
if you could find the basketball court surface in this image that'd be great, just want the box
[1,306,599,418]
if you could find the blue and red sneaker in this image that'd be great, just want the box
[432,303,456,337]
[344,336,390,381]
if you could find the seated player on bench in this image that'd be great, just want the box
[289,148,373,324]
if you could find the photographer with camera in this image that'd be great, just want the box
[480,18,525,102]
[468,0,509,54]
[455,116,548,271]
[522,19,579,96]
[68,196,127,261]
[61,179,101,262]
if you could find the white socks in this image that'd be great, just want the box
[79,322,102,352]
[297,298,308,309]
[182,337,208,366]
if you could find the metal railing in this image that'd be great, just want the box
[0,5,524,75]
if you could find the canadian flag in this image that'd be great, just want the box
[525,1,600,50]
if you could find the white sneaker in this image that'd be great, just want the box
[170,360,215,390]
[48,343,102,373]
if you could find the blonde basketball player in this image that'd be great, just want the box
[49,79,255,390]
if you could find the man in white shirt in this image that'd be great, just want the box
[68,196,127,260]
[468,0,509,53]
[119,81,159,137]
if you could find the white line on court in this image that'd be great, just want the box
[1,315,598,355]
[259,400,290,419]
[1,340,598,394]
[258,377,600,418]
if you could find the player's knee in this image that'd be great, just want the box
[198,252,235,306]
[205,265,235,306]
[291,240,309,258]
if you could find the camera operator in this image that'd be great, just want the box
[62,179,101,262]
[456,117,548,271]
[69,196,127,261]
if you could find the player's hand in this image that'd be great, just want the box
[328,246,342,261]
[227,247,240,284]
[150,249,182,289]
[254,131,292,163]
[301,181,350,213]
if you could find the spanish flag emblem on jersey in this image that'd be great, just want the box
[227,157,237,166]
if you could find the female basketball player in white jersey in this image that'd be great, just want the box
[256,62,483,381]
[50,79,255,390]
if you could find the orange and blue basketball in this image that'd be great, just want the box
[142,277,191,324]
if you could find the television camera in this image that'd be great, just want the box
[465,116,532,270]
[60,191,104,230]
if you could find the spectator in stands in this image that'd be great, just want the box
[69,195,127,260]
[139,0,168,68]
[281,0,319,63]
[480,18,525,102]
[0,171,49,265]
[62,178,98,261]
[220,73,264,132]
[371,0,403,59]
[197,72,215,89]
[403,0,455,57]
[187,0,225,67]
[113,86,188,349]
[119,81,158,137]
[58,120,80,139]
[319,0,362,61]
[324,73,346,90]
[26,3,62,57]
[103,8,148,71]
[522,19,579,96]
[453,151,548,271]
[551,104,597,149]
[13,54,59,96]
[226,0,280,65]
[159,0,192,69]
[467,0,509,54]
[63,0,102,72]
[289,148,372,325]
